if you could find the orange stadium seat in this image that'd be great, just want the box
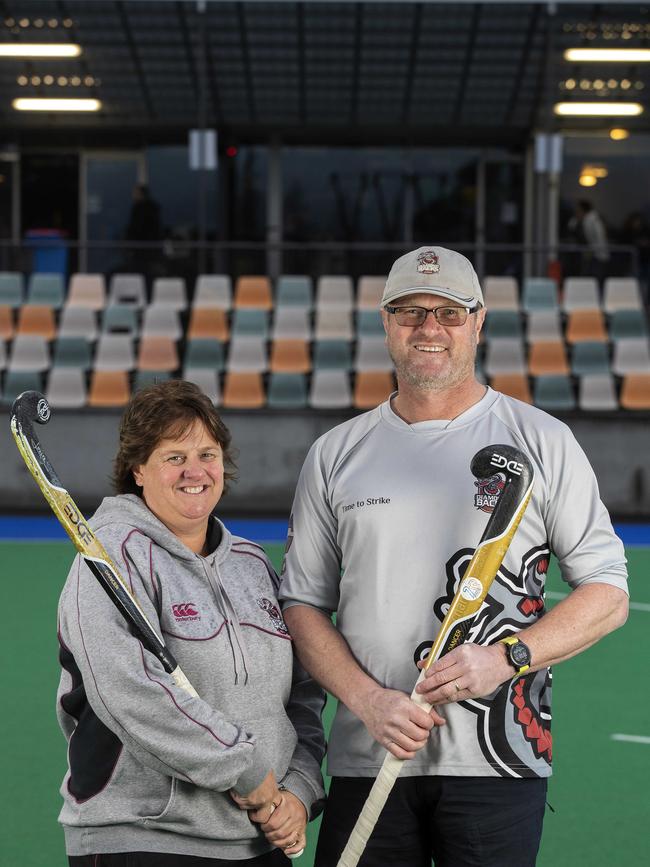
[187,307,229,341]
[16,304,57,340]
[137,336,179,371]
[565,310,607,344]
[233,276,273,309]
[620,373,650,410]
[87,371,130,407]
[222,372,265,408]
[0,306,14,340]
[269,339,311,373]
[353,371,395,409]
[489,374,532,403]
[528,340,569,376]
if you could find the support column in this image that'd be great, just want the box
[266,137,282,280]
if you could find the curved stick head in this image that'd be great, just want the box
[471,444,533,490]
[11,391,51,429]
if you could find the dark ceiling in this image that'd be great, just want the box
[1,1,650,147]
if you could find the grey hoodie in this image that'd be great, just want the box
[56,494,325,859]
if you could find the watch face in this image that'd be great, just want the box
[511,641,531,666]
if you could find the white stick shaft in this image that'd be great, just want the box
[337,672,431,867]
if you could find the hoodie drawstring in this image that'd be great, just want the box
[200,560,251,685]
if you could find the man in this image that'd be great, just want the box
[280,246,628,867]
[570,200,610,281]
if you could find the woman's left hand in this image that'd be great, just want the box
[250,790,308,857]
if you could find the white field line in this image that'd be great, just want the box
[610,734,650,745]
[545,590,650,612]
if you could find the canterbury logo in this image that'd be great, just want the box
[172,602,200,621]
[490,453,524,475]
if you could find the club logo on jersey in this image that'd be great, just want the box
[257,598,289,635]
[172,602,200,622]
[416,249,440,273]
[37,398,50,423]
[474,472,505,513]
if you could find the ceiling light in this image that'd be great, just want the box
[0,43,81,58]
[564,48,650,62]
[554,102,643,116]
[583,165,608,178]
[579,174,598,187]
[12,97,101,112]
[610,127,630,140]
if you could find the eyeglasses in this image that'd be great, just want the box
[384,304,479,328]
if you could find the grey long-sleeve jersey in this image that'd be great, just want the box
[279,388,628,779]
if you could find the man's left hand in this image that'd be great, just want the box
[415,643,512,704]
[249,790,308,857]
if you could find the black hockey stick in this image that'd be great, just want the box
[337,443,534,867]
[10,390,198,697]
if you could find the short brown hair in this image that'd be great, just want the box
[113,380,237,496]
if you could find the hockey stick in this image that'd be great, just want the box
[337,443,534,867]
[10,390,199,696]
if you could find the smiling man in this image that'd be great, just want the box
[280,246,629,867]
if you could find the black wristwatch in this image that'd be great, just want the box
[499,636,531,675]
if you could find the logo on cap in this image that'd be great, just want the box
[416,250,440,274]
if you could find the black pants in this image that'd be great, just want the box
[69,850,288,866]
[315,775,548,867]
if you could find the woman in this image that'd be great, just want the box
[57,380,325,866]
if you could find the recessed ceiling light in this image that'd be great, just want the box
[579,174,598,187]
[554,102,643,116]
[564,48,650,62]
[0,43,81,58]
[610,127,630,140]
[12,97,101,112]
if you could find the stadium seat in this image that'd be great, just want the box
[193,275,232,309]
[269,339,311,373]
[141,306,182,340]
[603,277,643,312]
[522,277,558,312]
[234,276,273,309]
[309,370,352,408]
[316,276,354,310]
[1,370,42,405]
[275,275,312,308]
[354,337,393,372]
[579,374,618,411]
[0,272,24,308]
[27,273,65,308]
[133,370,172,390]
[489,374,532,403]
[16,304,57,340]
[151,277,187,310]
[222,372,265,408]
[612,338,650,375]
[620,373,650,409]
[357,276,386,310]
[108,273,147,308]
[182,368,221,405]
[313,340,352,370]
[354,371,395,409]
[8,335,49,372]
[272,308,312,340]
[46,367,87,409]
[525,310,562,342]
[187,307,229,341]
[192,274,232,310]
[571,342,611,376]
[314,309,353,340]
[562,277,599,312]
[528,340,569,376]
[137,336,179,371]
[87,370,130,407]
[227,336,268,372]
[231,309,269,339]
[58,306,98,341]
[0,339,6,371]
[483,276,519,310]
[67,274,106,310]
[101,304,139,337]
[94,334,135,371]
[0,306,14,340]
[608,309,647,341]
[267,373,308,408]
[356,310,385,336]
[533,375,576,410]
[184,339,225,371]
[484,310,522,340]
[565,310,608,344]
[52,336,93,370]
[484,338,526,376]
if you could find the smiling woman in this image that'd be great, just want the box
[56,380,325,867]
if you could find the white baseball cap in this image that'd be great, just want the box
[381,246,484,308]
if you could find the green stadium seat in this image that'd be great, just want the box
[356,310,385,336]
[533,375,576,410]
[267,373,308,408]
[231,309,269,338]
[276,275,312,308]
[52,336,93,370]
[0,272,24,308]
[1,370,42,405]
[313,340,352,370]
[102,304,139,336]
[608,309,647,341]
[571,341,610,376]
[484,310,522,340]
[134,370,172,390]
[522,277,558,311]
[27,273,65,309]
[184,338,225,371]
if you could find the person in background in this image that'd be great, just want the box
[57,380,325,867]
[570,199,610,283]
[125,183,163,284]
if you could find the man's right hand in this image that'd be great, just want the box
[230,770,280,813]
[357,686,445,759]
